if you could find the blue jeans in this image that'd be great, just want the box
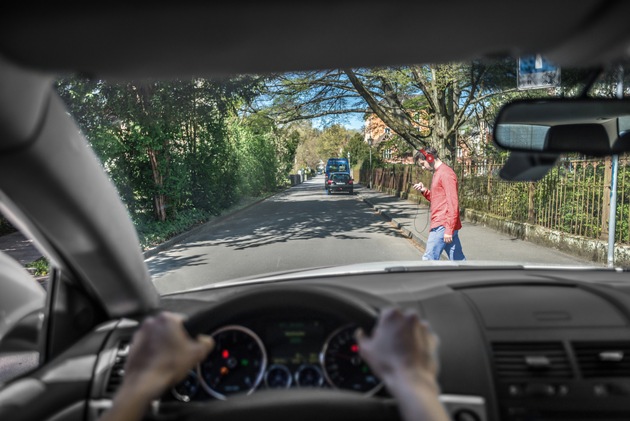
[422,226,466,261]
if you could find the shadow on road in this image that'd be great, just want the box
[147,181,409,275]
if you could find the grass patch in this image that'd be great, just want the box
[25,256,49,277]
[134,208,215,250]
[134,195,271,251]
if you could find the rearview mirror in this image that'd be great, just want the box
[493,99,630,156]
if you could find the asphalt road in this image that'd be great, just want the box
[147,176,424,294]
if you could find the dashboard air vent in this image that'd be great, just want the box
[492,342,572,379]
[105,340,130,396]
[573,342,630,378]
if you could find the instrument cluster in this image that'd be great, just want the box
[168,315,382,401]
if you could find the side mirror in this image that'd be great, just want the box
[0,251,45,353]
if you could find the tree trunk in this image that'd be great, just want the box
[528,182,536,224]
[148,148,167,222]
[433,113,456,161]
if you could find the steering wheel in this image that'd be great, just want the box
[159,388,401,421]
[183,284,382,335]
[168,284,401,421]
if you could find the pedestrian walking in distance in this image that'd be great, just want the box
[412,147,466,261]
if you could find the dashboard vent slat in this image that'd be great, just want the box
[573,342,630,378]
[105,340,130,396]
[492,342,572,379]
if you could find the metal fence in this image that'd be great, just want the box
[363,156,630,245]
[458,158,603,238]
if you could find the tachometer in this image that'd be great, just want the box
[198,325,267,400]
[320,324,382,395]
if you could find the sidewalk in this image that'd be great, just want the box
[357,186,598,266]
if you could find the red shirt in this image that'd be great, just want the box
[422,163,462,235]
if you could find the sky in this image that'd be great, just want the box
[345,113,365,131]
[313,112,365,132]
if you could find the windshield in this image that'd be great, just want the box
[45,57,630,294]
[327,159,349,173]
[331,174,351,182]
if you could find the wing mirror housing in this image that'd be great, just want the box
[0,251,45,353]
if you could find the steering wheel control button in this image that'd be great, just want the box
[594,384,608,397]
[508,384,523,397]
[557,384,569,396]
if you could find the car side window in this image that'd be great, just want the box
[0,214,48,385]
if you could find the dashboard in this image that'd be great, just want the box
[90,267,630,421]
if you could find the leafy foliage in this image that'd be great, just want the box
[47,62,628,252]
[25,257,49,277]
[0,215,16,236]
[134,208,214,250]
[56,75,287,242]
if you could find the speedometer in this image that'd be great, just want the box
[320,324,382,395]
[198,325,267,400]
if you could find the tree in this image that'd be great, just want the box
[316,124,357,159]
[283,120,320,171]
[346,132,370,166]
[56,75,265,222]
[261,59,532,162]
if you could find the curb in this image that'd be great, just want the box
[142,192,279,259]
[362,195,424,250]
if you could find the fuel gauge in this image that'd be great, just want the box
[295,364,324,387]
[265,364,292,388]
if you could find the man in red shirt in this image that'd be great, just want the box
[412,147,466,261]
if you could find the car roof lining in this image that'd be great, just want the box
[0,1,628,80]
